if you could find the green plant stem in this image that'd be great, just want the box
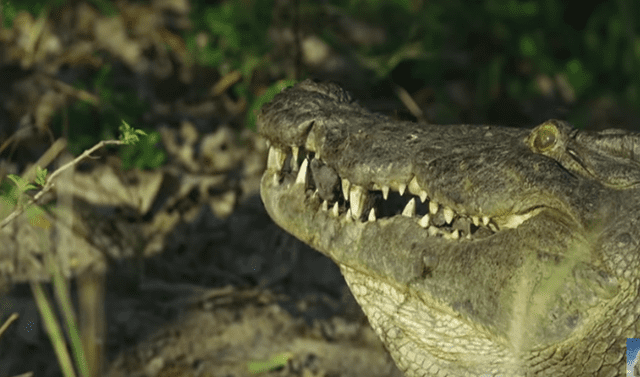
[0,139,123,229]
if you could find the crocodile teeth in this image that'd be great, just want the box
[331,202,339,217]
[407,178,429,202]
[402,198,416,217]
[342,178,351,200]
[349,185,367,220]
[382,185,389,200]
[443,207,454,224]
[274,143,507,240]
[346,208,354,222]
[267,146,286,171]
[368,208,376,222]
[499,209,541,229]
[295,158,309,185]
[429,201,439,215]
[444,229,460,240]
[408,177,421,195]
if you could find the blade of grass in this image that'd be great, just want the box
[0,312,19,338]
[30,280,77,377]
[77,268,105,377]
[49,252,89,377]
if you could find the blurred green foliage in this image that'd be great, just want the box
[51,64,166,170]
[1,0,115,26]
[326,0,639,124]
[186,0,275,115]
[3,0,640,158]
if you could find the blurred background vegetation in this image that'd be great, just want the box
[1,0,639,165]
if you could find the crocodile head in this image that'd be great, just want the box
[258,80,640,376]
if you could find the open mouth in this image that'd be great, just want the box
[264,142,535,241]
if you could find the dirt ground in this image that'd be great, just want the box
[1,192,404,377]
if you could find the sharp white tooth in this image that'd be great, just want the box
[472,216,480,226]
[489,223,498,232]
[402,198,416,217]
[408,176,421,195]
[499,209,540,229]
[321,200,328,211]
[419,190,428,203]
[443,207,454,224]
[349,185,366,219]
[368,208,376,222]
[418,214,430,228]
[267,146,287,171]
[429,201,439,215]
[342,178,351,200]
[398,183,407,196]
[331,202,339,217]
[382,185,389,200]
[346,208,354,222]
[292,146,299,163]
[428,226,439,237]
[267,147,277,169]
[276,147,287,170]
[290,149,299,171]
[482,216,490,226]
[444,229,460,240]
[295,158,309,185]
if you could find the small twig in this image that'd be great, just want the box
[0,139,124,229]
[0,312,19,339]
[394,84,425,123]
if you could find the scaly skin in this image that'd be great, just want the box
[258,80,640,376]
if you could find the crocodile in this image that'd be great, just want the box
[257,79,640,376]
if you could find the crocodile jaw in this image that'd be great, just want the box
[261,149,530,376]
[260,147,625,376]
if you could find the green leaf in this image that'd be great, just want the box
[119,120,147,145]
[519,35,537,57]
[35,167,48,187]
[247,352,292,374]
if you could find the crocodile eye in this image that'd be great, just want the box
[533,123,558,151]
